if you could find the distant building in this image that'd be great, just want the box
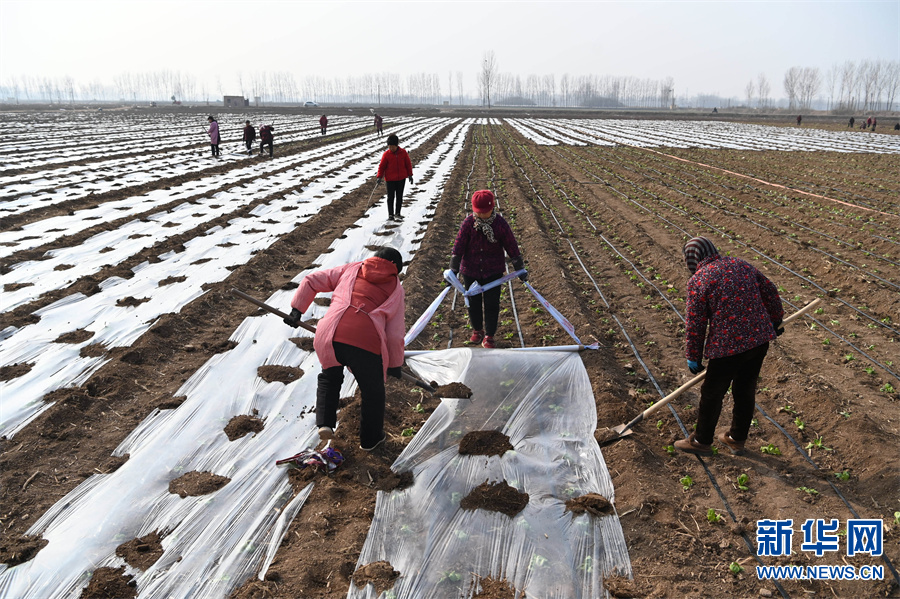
[223,95,249,108]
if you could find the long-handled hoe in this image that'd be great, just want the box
[599,298,822,447]
[231,288,436,393]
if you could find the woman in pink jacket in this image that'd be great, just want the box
[207,116,221,157]
[284,247,405,451]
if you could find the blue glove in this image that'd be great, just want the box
[687,360,705,374]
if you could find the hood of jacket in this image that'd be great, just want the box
[360,256,398,284]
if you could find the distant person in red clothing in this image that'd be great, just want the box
[207,116,221,157]
[449,190,526,349]
[674,237,784,456]
[242,120,256,155]
[867,116,872,129]
[374,113,384,137]
[871,117,877,131]
[376,134,413,221]
[283,247,406,452]
[320,114,328,135]
[259,124,274,157]
[796,115,802,126]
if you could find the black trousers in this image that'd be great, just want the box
[695,342,769,445]
[244,140,254,153]
[210,143,219,156]
[386,180,405,216]
[462,273,502,337]
[260,141,273,156]
[316,341,385,448]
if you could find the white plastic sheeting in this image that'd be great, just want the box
[0,120,473,599]
[350,348,632,599]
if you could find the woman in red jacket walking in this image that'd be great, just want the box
[283,247,406,452]
[674,237,784,456]
[376,134,413,221]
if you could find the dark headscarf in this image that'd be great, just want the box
[683,237,719,274]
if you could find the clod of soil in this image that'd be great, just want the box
[116,296,150,307]
[54,329,94,344]
[458,430,514,457]
[604,574,642,598]
[156,395,187,410]
[120,349,148,365]
[79,566,136,599]
[289,337,315,352]
[79,343,106,358]
[434,382,472,398]
[471,576,519,598]
[0,362,34,382]
[375,470,414,492]
[115,531,164,571]
[257,365,304,384]
[168,471,230,498]
[565,493,613,516]
[3,282,33,292]
[224,415,265,441]
[0,536,48,566]
[352,560,400,595]
[158,275,187,287]
[460,481,529,517]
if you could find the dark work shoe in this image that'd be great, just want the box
[719,432,746,455]
[388,214,395,221]
[674,433,713,456]
[360,434,386,452]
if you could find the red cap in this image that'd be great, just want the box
[471,190,495,212]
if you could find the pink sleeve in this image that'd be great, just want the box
[290,264,350,313]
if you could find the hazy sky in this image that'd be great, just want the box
[1,0,898,99]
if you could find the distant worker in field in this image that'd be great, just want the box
[674,237,784,456]
[207,116,221,157]
[867,116,872,129]
[848,117,855,128]
[894,123,899,131]
[376,134,413,221]
[374,113,384,137]
[242,120,256,156]
[449,190,527,350]
[282,247,406,452]
[871,117,877,131]
[320,114,328,135]
[259,124,274,157]
[796,115,802,126]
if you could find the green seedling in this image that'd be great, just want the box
[805,437,832,452]
[401,427,416,437]
[728,562,744,576]
[751,418,759,428]
[656,420,663,430]
[439,570,462,583]
[780,405,798,415]
[578,556,594,573]
[797,486,819,496]
[529,306,543,314]
[794,417,806,431]
[413,403,425,414]
[834,470,850,481]
[844,354,855,362]
[504,332,514,340]
[881,383,896,394]
[737,473,750,491]
[865,367,875,375]
[528,554,550,570]
[711,447,719,455]
[760,444,782,455]
[707,509,724,524]
[664,445,676,456]
[814,307,824,315]
[893,512,900,527]
[822,338,831,346]
[680,475,694,491]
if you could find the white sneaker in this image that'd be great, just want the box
[360,434,386,452]
[318,426,334,441]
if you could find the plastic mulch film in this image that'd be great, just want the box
[349,348,632,598]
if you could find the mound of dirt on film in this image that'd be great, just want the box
[79,566,136,599]
[472,576,519,598]
[256,365,303,384]
[289,337,315,352]
[460,481,529,517]
[0,536,48,566]
[604,574,643,598]
[224,415,265,441]
[54,329,94,344]
[565,493,614,516]
[458,430,515,456]
[351,561,400,594]
[168,471,230,498]
[0,362,34,382]
[115,531,164,571]
[434,382,472,398]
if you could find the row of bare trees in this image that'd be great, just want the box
[824,60,900,112]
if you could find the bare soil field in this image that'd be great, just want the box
[1,110,898,599]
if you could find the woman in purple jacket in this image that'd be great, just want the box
[449,190,526,349]
[674,237,784,456]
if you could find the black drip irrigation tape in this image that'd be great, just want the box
[496,129,797,596]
